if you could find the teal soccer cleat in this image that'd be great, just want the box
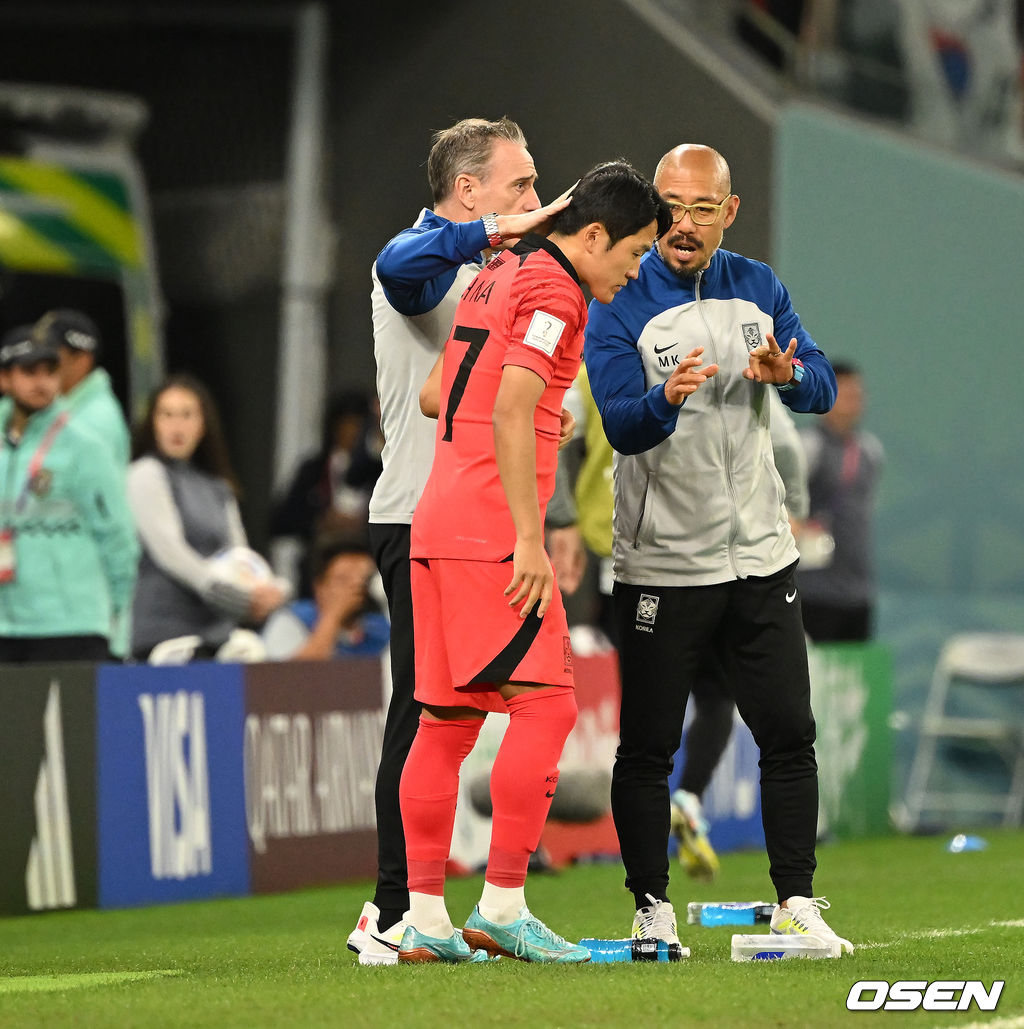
[397,926,491,964]
[462,905,591,963]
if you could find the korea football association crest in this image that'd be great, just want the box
[635,593,660,633]
[742,322,764,352]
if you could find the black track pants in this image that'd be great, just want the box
[368,522,421,917]
[611,562,818,907]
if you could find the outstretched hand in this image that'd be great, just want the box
[664,346,719,406]
[496,181,577,244]
[744,333,798,384]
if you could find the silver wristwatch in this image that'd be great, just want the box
[482,212,503,248]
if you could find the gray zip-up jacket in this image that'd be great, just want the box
[584,246,835,587]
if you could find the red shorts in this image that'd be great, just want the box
[410,557,575,712]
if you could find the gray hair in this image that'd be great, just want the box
[427,117,528,203]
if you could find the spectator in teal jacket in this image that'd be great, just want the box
[0,326,138,663]
[34,308,131,469]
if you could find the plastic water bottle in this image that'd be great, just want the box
[579,938,688,962]
[686,902,775,926]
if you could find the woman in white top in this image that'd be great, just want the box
[127,373,286,661]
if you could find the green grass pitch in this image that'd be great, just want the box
[1,831,1021,1028]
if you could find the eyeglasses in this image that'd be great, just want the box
[664,195,733,226]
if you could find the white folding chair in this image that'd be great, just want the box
[900,632,1024,830]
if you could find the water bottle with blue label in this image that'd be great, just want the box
[579,938,689,962]
[687,901,775,926]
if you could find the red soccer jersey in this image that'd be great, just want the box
[411,238,586,561]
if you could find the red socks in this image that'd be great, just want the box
[400,716,482,896]
[486,688,578,888]
[400,688,578,896]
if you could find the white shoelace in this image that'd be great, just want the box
[790,896,834,934]
[513,915,570,958]
[637,893,677,940]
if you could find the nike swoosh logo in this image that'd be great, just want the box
[653,341,678,354]
[369,934,401,952]
[785,590,797,603]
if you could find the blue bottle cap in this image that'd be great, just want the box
[946,833,988,853]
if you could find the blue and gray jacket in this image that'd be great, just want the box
[585,245,836,587]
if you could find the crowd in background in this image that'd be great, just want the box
[0,302,879,670]
[733,0,1024,168]
[0,308,389,667]
[8,1,998,673]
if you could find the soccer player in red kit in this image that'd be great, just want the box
[397,162,671,963]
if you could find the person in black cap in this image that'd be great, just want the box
[34,309,130,467]
[0,324,59,376]
[0,324,138,663]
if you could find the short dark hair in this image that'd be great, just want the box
[310,534,372,584]
[831,360,861,378]
[551,160,672,246]
[310,530,378,596]
[319,388,371,457]
[426,117,528,204]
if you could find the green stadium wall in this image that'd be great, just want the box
[774,104,1024,807]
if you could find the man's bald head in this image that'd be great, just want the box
[654,144,731,195]
[652,144,739,279]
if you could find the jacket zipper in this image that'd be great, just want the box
[694,270,740,578]
[632,473,651,549]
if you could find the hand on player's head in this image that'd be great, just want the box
[498,181,576,244]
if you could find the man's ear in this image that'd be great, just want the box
[583,222,606,252]
[452,171,480,213]
[723,194,740,230]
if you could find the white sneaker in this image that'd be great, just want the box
[632,894,691,957]
[770,896,854,954]
[347,901,380,955]
[359,916,409,966]
[348,901,410,966]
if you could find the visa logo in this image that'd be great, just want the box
[138,691,212,881]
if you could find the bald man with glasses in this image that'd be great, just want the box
[584,144,852,958]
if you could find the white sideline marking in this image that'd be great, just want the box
[933,1016,1024,1029]
[858,919,1024,950]
[0,970,181,994]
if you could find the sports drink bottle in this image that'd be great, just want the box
[579,938,686,962]
[686,902,775,926]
